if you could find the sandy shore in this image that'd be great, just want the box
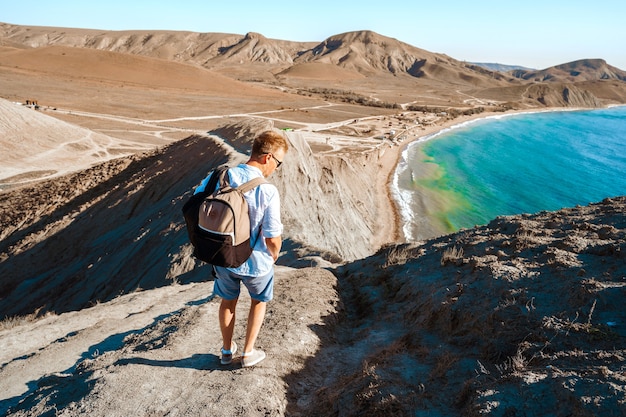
[374,111,516,247]
[377,107,608,245]
[374,107,581,245]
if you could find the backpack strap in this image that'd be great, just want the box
[236,176,267,193]
[235,175,267,250]
[214,168,267,194]
[205,166,228,195]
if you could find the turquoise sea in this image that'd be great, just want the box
[393,106,626,241]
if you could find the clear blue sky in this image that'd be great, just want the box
[3,0,625,70]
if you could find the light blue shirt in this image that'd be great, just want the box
[194,164,282,277]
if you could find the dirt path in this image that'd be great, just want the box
[0,266,338,416]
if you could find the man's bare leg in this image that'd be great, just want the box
[219,298,238,351]
[243,299,266,354]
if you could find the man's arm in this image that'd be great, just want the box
[265,236,282,262]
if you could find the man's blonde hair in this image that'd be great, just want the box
[251,130,289,157]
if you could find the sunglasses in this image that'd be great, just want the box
[269,153,282,168]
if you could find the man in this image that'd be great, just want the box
[193,130,288,367]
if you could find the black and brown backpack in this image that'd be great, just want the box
[182,167,266,267]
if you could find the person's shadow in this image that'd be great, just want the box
[0,296,225,415]
[113,353,240,371]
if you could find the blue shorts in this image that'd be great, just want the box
[213,266,274,302]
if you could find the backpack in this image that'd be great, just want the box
[182,167,267,267]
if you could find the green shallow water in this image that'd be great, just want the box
[393,107,626,240]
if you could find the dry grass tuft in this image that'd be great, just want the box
[382,244,423,268]
[441,245,464,266]
[1,308,53,331]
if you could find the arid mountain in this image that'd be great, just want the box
[298,31,448,75]
[0,21,625,417]
[522,83,603,107]
[2,23,622,88]
[3,23,626,109]
[0,23,251,62]
[207,32,305,65]
[293,30,511,88]
[511,58,626,82]
[4,22,626,111]
[0,23,495,83]
[0,23,312,69]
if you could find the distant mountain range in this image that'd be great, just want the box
[1,22,626,108]
[2,23,624,81]
[512,59,626,82]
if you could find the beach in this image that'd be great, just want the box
[391,106,626,242]
[383,108,578,242]
[373,110,519,245]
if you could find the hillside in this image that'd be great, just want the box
[3,23,626,109]
[0,23,313,67]
[1,191,624,415]
[294,30,502,84]
[0,98,153,187]
[511,59,626,82]
[0,119,393,318]
[0,44,272,93]
[318,196,626,415]
[0,42,301,118]
[0,104,624,416]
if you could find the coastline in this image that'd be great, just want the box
[380,105,626,244]
[376,108,557,246]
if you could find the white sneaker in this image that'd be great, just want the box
[220,341,237,365]
[241,349,266,367]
